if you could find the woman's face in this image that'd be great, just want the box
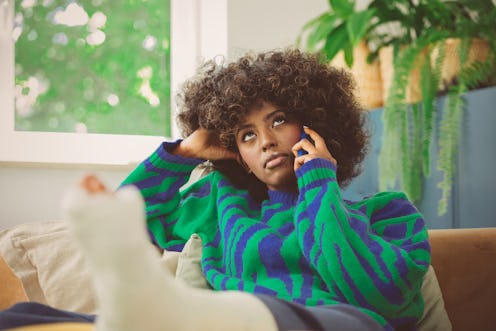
[235,102,301,192]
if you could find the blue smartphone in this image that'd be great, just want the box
[298,131,312,156]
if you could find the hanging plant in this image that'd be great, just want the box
[379,31,448,204]
[300,0,496,215]
[436,37,496,214]
[379,1,496,215]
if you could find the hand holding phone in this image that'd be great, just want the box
[297,130,314,156]
[294,127,336,170]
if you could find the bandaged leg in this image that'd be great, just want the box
[62,175,278,331]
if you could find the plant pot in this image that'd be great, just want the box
[330,40,384,109]
[378,45,425,105]
[432,38,490,90]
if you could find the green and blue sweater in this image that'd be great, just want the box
[121,141,431,331]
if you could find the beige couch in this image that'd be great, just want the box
[1,221,495,331]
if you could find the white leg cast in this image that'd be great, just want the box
[62,181,278,331]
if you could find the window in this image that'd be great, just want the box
[0,0,227,165]
[14,0,171,137]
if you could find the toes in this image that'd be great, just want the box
[80,175,108,194]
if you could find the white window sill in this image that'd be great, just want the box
[0,130,166,167]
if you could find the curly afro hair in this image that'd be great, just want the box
[177,48,369,197]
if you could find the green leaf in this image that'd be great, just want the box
[299,12,330,37]
[347,9,376,45]
[328,0,354,18]
[369,0,408,23]
[420,43,443,177]
[322,23,350,61]
[343,43,354,67]
[437,86,466,215]
[300,13,339,51]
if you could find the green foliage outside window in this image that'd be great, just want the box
[14,0,171,137]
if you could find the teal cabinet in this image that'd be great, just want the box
[343,86,496,229]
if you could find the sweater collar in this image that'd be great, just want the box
[267,190,298,206]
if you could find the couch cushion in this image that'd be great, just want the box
[175,233,211,289]
[0,221,210,314]
[0,221,96,314]
[417,265,452,331]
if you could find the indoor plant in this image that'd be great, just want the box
[299,0,496,215]
[378,0,496,215]
[297,0,393,109]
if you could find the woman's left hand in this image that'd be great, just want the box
[291,127,336,171]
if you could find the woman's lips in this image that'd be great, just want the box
[265,155,288,169]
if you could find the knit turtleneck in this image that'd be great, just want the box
[267,190,298,206]
[121,140,431,331]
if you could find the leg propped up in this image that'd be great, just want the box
[62,175,278,331]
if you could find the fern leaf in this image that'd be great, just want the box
[379,31,448,193]
[436,39,469,215]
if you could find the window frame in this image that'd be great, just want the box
[0,0,227,166]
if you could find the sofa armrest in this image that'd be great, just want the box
[0,255,28,310]
[429,228,496,331]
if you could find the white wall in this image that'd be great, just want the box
[0,165,131,229]
[227,0,328,58]
[0,0,329,229]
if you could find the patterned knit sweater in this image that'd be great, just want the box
[121,141,431,331]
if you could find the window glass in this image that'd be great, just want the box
[14,0,171,137]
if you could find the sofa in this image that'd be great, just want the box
[428,227,496,331]
[1,220,495,331]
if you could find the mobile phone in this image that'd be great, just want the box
[297,130,313,156]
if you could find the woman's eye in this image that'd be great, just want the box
[273,116,286,127]
[242,131,255,142]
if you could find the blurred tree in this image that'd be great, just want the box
[14,0,171,137]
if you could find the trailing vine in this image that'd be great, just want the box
[379,31,448,202]
[437,38,495,215]
[300,0,496,216]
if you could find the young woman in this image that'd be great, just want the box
[0,49,429,331]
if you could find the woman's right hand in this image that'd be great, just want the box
[172,128,239,161]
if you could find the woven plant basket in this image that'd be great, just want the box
[379,45,425,105]
[330,40,384,110]
[433,38,490,90]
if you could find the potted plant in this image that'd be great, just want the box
[297,0,437,109]
[300,0,496,215]
[297,0,391,109]
[378,0,496,215]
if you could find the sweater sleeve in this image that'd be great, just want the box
[119,141,218,249]
[294,158,430,325]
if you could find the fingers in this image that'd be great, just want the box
[185,128,238,161]
[302,126,325,149]
[291,126,321,157]
[293,154,309,171]
[291,139,316,156]
[292,127,336,170]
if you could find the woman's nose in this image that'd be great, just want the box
[260,129,277,152]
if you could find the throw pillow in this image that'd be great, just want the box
[0,221,96,314]
[175,233,211,289]
[417,265,452,331]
